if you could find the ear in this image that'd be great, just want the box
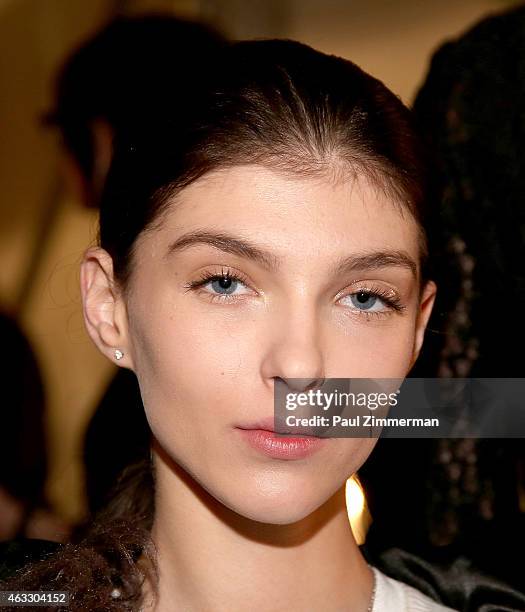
[410,280,437,369]
[80,246,135,370]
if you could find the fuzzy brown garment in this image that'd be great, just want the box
[0,460,157,611]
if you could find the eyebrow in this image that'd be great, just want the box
[166,230,281,270]
[166,230,417,278]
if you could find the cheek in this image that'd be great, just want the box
[333,438,377,474]
[127,296,256,442]
[327,316,417,378]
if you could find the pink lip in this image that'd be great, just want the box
[238,416,302,435]
[236,417,327,460]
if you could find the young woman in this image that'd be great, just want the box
[2,39,461,611]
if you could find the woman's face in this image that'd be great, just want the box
[110,165,435,523]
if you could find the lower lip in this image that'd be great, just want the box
[237,428,327,460]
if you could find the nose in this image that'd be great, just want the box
[260,305,325,393]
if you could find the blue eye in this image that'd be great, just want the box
[184,270,251,300]
[210,276,239,295]
[339,287,401,315]
[350,291,379,311]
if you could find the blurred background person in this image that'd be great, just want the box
[0,312,69,542]
[359,2,525,593]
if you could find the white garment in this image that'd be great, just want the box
[371,566,459,611]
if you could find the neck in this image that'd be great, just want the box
[143,444,373,612]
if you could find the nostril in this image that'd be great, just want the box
[304,378,325,392]
[277,377,326,393]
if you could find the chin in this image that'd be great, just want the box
[216,473,341,525]
[239,504,322,526]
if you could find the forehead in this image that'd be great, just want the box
[149,164,420,260]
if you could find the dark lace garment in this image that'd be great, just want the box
[359,3,525,599]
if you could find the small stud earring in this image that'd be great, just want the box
[114,349,124,360]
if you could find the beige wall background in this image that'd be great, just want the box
[0,0,519,523]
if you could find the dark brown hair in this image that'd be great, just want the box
[100,38,429,292]
[2,38,431,611]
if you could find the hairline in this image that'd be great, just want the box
[118,158,428,296]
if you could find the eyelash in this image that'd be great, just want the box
[345,285,405,320]
[183,268,252,304]
[183,268,406,317]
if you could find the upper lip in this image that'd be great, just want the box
[237,416,281,432]
[236,416,317,436]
